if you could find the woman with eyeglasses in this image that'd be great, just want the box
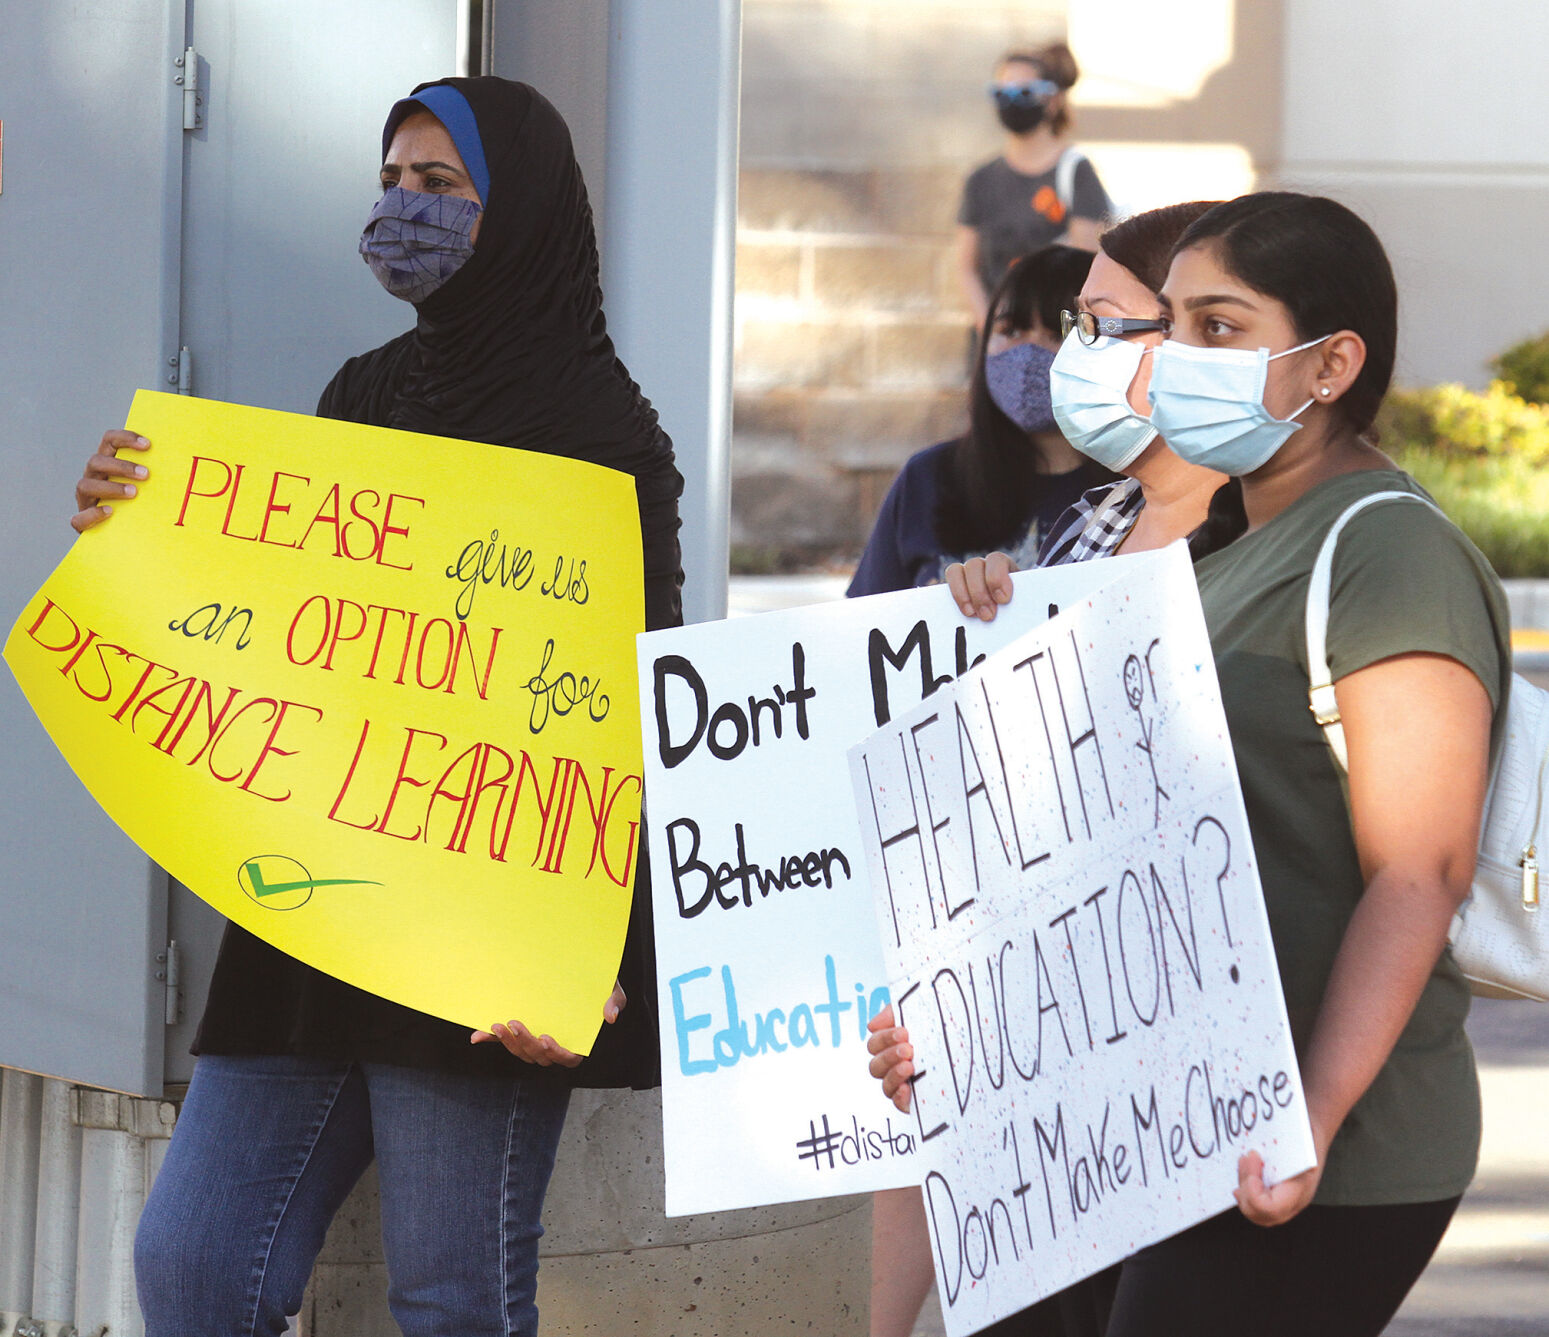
[847,243,1109,599]
[957,44,1113,326]
[948,200,1239,625]
[869,201,1234,1337]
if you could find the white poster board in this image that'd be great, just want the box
[847,545,1314,1334]
[637,561,1124,1215]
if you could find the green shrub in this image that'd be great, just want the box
[1377,381,1549,577]
[1388,448,1549,579]
[1493,330,1549,405]
[729,542,784,575]
[1376,380,1549,466]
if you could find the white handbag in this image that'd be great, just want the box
[1305,489,1549,1000]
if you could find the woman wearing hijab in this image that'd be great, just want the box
[73,78,683,1337]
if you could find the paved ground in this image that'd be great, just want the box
[726,571,850,616]
[1385,999,1549,1335]
[727,577,1549,1336]
[899,1000,1549,1337]
[1390,660,1549,1335]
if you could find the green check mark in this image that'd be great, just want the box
[243,862,381,898]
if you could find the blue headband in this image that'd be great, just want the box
[382,85,490,206]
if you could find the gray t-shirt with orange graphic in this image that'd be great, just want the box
[958,152,1111,293]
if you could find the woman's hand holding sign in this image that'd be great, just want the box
[945,551,1016,622]
[1235,1143,1325,1228]
[865,1004,916,1113]
[473,980,627,1067]
[72,429,151,532]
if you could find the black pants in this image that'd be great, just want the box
[980,1198,1456,1337]
[1106,1198,1460,1337]
[979,1267,1119,1337]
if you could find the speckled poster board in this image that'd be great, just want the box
[848,543,1314,1335]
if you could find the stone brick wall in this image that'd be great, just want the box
[732,0,1065,567]
[733,170,971,563]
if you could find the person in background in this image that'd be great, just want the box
[958,44,1112,326]
[73,77,682,1337]
[848,244,1107,599]
[868,199,1229,1337]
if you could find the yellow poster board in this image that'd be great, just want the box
[3,392,644,1053]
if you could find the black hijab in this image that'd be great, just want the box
[252,76,676,1088]
[318,76,684,632]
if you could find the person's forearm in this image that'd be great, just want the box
[959,269,989,325]
[1298,864,1465,1152]
[953,224,989,324]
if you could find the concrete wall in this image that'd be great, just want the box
[1274,0,1549,388]
[302,1090,869,1336]
[734,0,1549,563]
[729,0,1265,564]
[733,0,1064,564]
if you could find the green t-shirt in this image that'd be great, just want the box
[1193,469,1512,1206]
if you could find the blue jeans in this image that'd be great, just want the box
[135,1055,571,1337]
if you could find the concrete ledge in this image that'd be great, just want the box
[306,1089,871,1335]
[1502,581,1549,673]
[537,1204,868,1336]
[70,1090,176,1139]
[1502,580,1549,632]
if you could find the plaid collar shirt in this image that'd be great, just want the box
[1034,477,1145,567]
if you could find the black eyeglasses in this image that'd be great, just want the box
[1060,310,1167,345]
[989,79,1058,107]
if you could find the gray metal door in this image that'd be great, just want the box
[160,0,459,1087]
[1,0,458,1096]
[0,0,187,1097]
[177,1,458,415]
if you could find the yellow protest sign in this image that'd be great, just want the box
[4,392,644,1053]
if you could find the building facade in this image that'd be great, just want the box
[732,0,1549,564]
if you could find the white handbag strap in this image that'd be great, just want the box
[1055,148,1086,214]
[1305,490,1440,771]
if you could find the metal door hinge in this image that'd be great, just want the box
[166,345,194,394]
[175,46,204,131]
[155,939,183,1025]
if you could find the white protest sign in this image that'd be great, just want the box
[637,561,1123,1216]
[848,544,1314,1335]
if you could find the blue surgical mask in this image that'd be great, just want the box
[1049,330,1159,471]
[985,342,1058,434]
[359,186,481,305]
[1146,335,1332,475]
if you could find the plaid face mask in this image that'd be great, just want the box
[359,186,481,305]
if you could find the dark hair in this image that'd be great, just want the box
[1099,201,1222,295]
[991,242,1092,350]
[936,244,1098,554]
[1187,479,1247,560]
[1172,191,1397,434]
[999,43,1079,135]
